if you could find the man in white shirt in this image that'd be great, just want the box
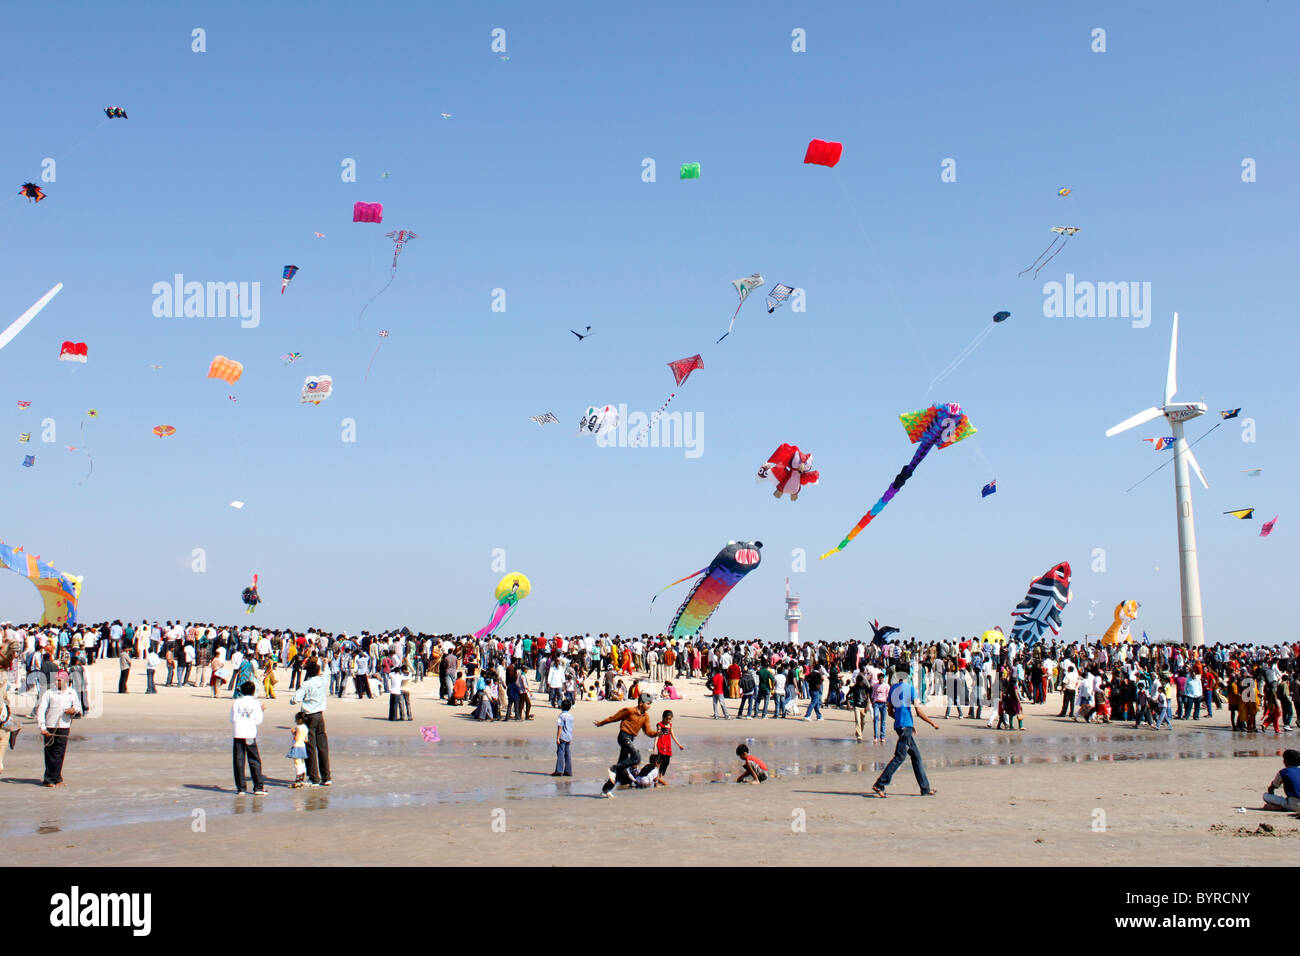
[145,648,160,694]
[37,670,81,786]
[547,658,567,708]
[387,665,409,721]
[230,677,266,795]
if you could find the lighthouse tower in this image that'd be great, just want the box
[785,578,802,644]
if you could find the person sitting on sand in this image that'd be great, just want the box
[451,671,467,706]
[629,753,666,789]
[660,680,682,700]
[1262,749,1300,812]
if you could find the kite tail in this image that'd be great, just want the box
[356,272,396,330]
[1032,235,1070,278]
[650,567,708,607]
[819,442,936,559]
[76,418,93,486]
[717,299,745,344]
[632,392,678,447]
[1018,236,1061,277]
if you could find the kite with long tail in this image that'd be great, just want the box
[632,354,703,447]
[820,403,975,560]
[1018,227,1079,279]
[357,229,417,329]
[652,541,762,638]
[717,274,763,343]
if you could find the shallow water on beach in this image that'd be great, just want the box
[2,722,1288,838]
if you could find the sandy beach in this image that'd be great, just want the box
[1,659,1295,865]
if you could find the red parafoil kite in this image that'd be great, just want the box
[58,341,87,363]
[152,425,176,438]
[353,202,383,224]
[803,140,842,168]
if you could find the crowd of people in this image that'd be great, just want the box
[2,619,1298,801]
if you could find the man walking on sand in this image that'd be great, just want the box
[594,692,659,797]
[873,667,939,798]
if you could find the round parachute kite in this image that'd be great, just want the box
[152,425,176,438]
[803,139,842,167]
[207,355,243,384]
[474,571,531,637]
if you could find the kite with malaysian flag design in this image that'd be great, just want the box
[16,401,30,409]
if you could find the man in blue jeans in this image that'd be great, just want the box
[873,669,939,797]
[803,668,824,721]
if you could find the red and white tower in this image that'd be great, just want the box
[785,577,802,644]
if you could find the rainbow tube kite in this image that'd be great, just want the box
[654,541,762,638]
[820,403,975,560]
[0,541,82,625]
[474,571,531,638]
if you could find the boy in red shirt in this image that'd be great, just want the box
[736,743,768,784]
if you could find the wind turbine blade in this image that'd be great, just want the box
[1105,406,1163,437]
[0,283,62,351]
[1164,312,1179,405]
[1184,446,1209,490]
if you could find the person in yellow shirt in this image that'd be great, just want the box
[263,658,278,699]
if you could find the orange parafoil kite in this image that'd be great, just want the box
[207,355,243,384]
[152,425,176,438]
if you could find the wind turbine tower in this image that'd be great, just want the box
[1104,313,1208,647]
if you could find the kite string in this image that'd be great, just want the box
[1124,421,1222,493]
[356,273,395,330]
[926,322,997,392]
[362,339,385,383]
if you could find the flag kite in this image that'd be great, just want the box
[653,541,762,639]
[1223,508,1255,520]
[104,107,127,118]
[1220,409,1241,420]
[58,341,88,363]
[16,401,31,409]
[981,479,997,498]
[314,232,325,238]
[152,425,176,438]
[352,202,383,223]
[758,444,818,501]
[1144,437,1175,451]
[766,284,794,313]
[679,163,700,179]
[280,265,299,294]
[300,375,333,405]
[281,352,302,365]
[528,412,559,426]
[718,274,764,343]
[207,355,243,384]
[18,433,30,443]
[803,140,842,167]
[1260,516,1278,537]
[1018,227,1080,279]
[820,403,976,559]
[1009,562,1072,648]
[1242,468,1262,477]
[0,284,62,352]
[21,455,34,467]
[0,541,81,625]
[474,572,531,638]
[19,182,45,203]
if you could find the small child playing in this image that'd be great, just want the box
[736,743,768,784]
[262,659,278,700]
[286,711,309,787]
[631,753,667,788]
[654,710,685,781]
[1262,749,1300,812]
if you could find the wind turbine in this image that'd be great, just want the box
[1104,313,1208,646]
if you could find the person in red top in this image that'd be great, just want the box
[736,743,767,784]
[726,661,742,699]
[710,669,730,719]
[654,710,685,779]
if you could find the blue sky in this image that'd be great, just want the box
[1,2,1295,643]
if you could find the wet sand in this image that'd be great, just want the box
[1,660,1295,865]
